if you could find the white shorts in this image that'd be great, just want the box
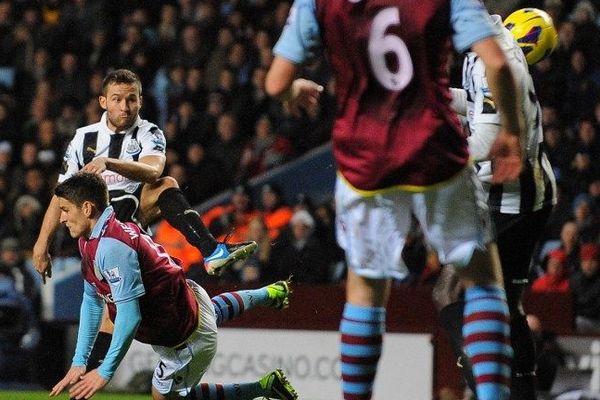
[335,168,492,280]
[151,280,218,396]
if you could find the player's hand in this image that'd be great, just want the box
[68,369,109,399]
[489,130,522,184]
[81,157,108,175]
[287,78,324,117]
[32,241,52,284]
[49,366,86,397]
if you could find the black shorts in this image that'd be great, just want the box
[492,205,553,285]
[109,186,144,228]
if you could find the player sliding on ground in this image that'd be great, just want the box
[49,172,297,400]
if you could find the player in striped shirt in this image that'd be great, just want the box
[433,11,557,399]
[33,69,257,375]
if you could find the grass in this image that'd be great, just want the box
[0,391,150,400]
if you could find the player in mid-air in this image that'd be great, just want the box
[433,8,558,399]
[32,69,257,370]
[49,172,297,400]
[265,1,524,399]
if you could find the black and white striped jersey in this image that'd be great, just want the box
[59,112,166,193]
[461,15,556,214]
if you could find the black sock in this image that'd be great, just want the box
[87,331,112,371]
[157,188,217,256]
[510,313,537,400]
[439,301,477,396]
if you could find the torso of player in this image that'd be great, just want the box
[316,0,468,191]
[60,116,166,193]
[79,213,198,347]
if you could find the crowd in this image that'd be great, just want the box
[0,0,600,384]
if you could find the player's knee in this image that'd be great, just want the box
[455,246,502,287]
[157,176,180,191]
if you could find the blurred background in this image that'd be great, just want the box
[0,0,600,398]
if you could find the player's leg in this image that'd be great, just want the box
[211,278,291,325]
[140,177,257,275]
[432,266,477,395]
[416,169,512,400]
[152,282,297,400]
[335,178,410,400]
[153,368,298,400]
[494,206,552,400]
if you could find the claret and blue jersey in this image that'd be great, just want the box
[274,0,499,191]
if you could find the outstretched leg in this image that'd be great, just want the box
[189,369,298,400]
[144,178,258,276]
[211,279,291,325]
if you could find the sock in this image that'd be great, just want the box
[509,313,537,400]
[157,188,217,256]
[463,286,512,400]
[439,301,477,394]
[189,382,267,399]
[212,287,270,326]
[340,303,385,400]
[86,331,112,371]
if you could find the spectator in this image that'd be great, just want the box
[241,216,273,283]
[183,142,227,204]
[239,114,293,179]
[208,112,245,186]
[570,243,600,333]
[12,194,42,253]
[269,209,330,284]
[531,249,571,293]
[259,183,293,240]
[0,140,12,175]
[0,237,40,316]
[572,193,600,242]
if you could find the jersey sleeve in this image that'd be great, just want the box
[137,125,166,159]
[470,60,501,126]
[96,238,145,303]
[58,137,82,183]
[466,59,501,160]
[273,0,321,64]
[450,0,498,53]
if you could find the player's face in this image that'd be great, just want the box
[58,197,93,239]
[99,82,142,132]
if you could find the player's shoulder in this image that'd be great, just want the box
[70,121,103,144]
[136,118,163,136]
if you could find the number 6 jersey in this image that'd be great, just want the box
[274,0,498,191]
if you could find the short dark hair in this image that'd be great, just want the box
[55,172,109,211]
[101,69,142,95]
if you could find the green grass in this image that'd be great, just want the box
[0,391,150,400]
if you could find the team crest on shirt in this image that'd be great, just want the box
[106,266,122,284]
[126,139,141,155]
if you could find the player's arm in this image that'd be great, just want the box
[68,238,144,399]
[265,0,323,108]
[68,299,141,400]
[33,140,81,281]
[50,282,103,397]
[471,38,521,138]
[96,299,141,380]
[451,0,522,182]
[95,238,144,381]
[82,154,165,183]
